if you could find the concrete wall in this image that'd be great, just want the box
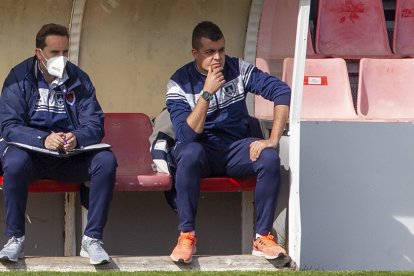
[81,0,250,116]
[0,0,72,86]
[0,0,251,118]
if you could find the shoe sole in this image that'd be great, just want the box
[0,256,17,263]
[0,252,24,263]
[252,250,291,268]
[170,254,193,264]
[170,247,197,264]
[271,255,292,268]
[80,248,111,265]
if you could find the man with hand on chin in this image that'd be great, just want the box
[0,23,117,265]
[166,21,291,264]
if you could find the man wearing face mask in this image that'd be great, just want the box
[0,23,117,265]
[166,21,291,265]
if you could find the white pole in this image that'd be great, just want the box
[68,0,88,240]
[288,0,310,268]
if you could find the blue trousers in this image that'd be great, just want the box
[1,146,117,239]
[172,137,281,235]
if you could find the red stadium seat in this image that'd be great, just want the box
[103,113,255,192]
[0,113,255,192]
[393,0,414,57]
[255,58,358,121]
[357,58,414,120]
[0,176,80,193]
[315,0,392,58]
[256,0,299,66]
[282,58,359,121]
[102,113,172,191]
[255,0,317,73]
[254,0,323,120]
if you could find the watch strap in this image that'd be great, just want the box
[201,90,213,101]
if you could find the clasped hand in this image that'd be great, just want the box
[44,132,77,152]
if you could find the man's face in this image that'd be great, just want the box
[35,35,69,72]
[192,37,225,75]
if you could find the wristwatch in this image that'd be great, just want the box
[201,90,213,101]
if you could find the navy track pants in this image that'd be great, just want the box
[1,145,117,239]
[172,137,281,235]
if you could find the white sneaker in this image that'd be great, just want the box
[80,235,111,265]
[0,236,25,262]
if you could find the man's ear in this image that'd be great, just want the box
[35,48,42,60]
[191,48,198,59]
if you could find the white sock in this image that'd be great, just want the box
[12,236,25,242]
[83,235,96,241]
[255,233,262,239]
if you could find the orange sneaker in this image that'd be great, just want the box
[252,233,287,260]
[170,231,197,264]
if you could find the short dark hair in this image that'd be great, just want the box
[36,23,69,49]
[192,21,224,50]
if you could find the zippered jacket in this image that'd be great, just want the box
[0,56,104,156]
[166,56,291,148]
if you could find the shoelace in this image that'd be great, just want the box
[86,239,105,253]
[178,233,195,249]
[5,237,23,248]
[257,234,277,247]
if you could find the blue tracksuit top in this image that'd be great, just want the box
[166,55,291,148]
[0,56,105,156]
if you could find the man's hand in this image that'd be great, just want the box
[203,63,225,94]
[249,139,278,162]
[63,132,77,152]
[44,132,65,151]
[249,105,289,161]
[186,63,226,134]
[44,132,77,152]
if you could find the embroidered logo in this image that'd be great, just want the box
[222,81,237,97]
[56,93,64,107]
[65,91,75,105]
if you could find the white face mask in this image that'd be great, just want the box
[39,50,68,78]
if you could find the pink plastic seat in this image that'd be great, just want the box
[283,58,358,121]
[255,0,317,73]
[357,58,414,120]
[393,0,414,57]
[0,113,255,193]
[255,0,299,71]
[102,113,172,191]
[315,0,392,58]
[0,176,80,193]
[254,0,298,120]
[103,113,256,192]
[255,0,319,120]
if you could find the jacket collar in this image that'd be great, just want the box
[25,55,81,91]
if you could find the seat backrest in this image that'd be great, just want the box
[315,0,392,57]
[255,0,316,72]
[393,0,414,56]
[103,113,154,175]
[254,0,320,119]
[283,57,358,120]
[256,0,299,65]
[357,58,414,120]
